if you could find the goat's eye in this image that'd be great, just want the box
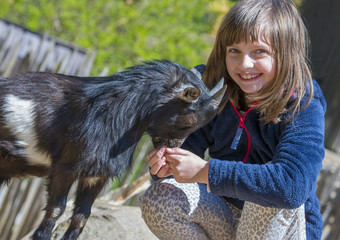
[185,115,197,125]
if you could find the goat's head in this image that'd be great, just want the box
[146,62,226,148]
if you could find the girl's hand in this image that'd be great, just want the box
[165,147,209,184]
[147,147,171,178]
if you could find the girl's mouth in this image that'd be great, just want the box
[239,73,262,81]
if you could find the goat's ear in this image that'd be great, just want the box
[177,87,201,103]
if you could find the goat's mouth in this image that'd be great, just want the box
[151,137,185,149]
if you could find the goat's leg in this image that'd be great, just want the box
[32,171,75,240]
[61,176,108,240]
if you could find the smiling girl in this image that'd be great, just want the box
[226,38,276,94]
[140,0,326,239]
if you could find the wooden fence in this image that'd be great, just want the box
[0,19,95,78]
[318,150,340,240]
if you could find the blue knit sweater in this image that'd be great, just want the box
[179,65,326,240]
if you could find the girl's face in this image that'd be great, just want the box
[225,35,276,94]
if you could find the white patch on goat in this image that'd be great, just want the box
[3,94,52,166]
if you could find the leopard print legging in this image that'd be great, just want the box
[139,178,306,240]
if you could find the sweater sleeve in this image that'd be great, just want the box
[208,98,326,209]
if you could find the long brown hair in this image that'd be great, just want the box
[203,0,313,123]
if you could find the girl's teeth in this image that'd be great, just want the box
[240,74,259,79]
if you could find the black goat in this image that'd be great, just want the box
[0,60,226,240]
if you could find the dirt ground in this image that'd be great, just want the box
[23,200,157,240]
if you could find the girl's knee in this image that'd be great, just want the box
[139,179,190,214]
[140,179,173,206]
[141,179,202,219]
[139,179,191,234]
[140,179,215,239]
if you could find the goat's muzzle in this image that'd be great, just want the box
[151,137,185,149]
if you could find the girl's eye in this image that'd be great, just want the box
[228,48,239,54]
[256,49,267,54]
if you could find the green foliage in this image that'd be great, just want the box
[0,0,228,75]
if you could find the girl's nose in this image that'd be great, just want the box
[240,54,254,70]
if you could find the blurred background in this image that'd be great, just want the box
[0,0,231,75]
[0,0,339,239]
